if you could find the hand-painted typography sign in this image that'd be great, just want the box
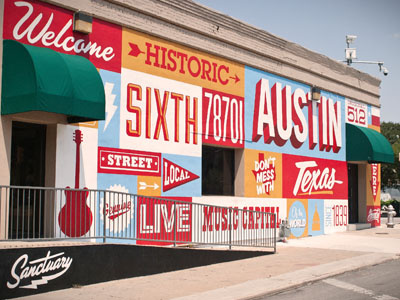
[202,88,244,147]
[7,251,72,289]
[370,164,379,202]
[324,200,348,234]
[245,67,345,161]
[201,206,281,233]
[244,149,282,198]
[3,0,121,72]
[136,197,192,245]
[98,146,161,176]
[283,154,347,199]
[163,159,199,192]
[100,184,134,234]
[288,200,307,238]
[345,99,367,127]
[120,69,202,156]
[122,28,244,96]
[252,153,276,195]
[252,78,342,152]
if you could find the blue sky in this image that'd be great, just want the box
[195,0,400,123]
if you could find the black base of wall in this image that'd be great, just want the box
[0,244,272,299]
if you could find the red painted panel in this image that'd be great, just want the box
[3,0,121,72]
[202,88,244,148]
[98,146,161,176]
[282,154,348,199]
[136,197,192,246]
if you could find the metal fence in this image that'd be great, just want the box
[0,185,276,251]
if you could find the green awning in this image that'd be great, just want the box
[346,123,394,163]
[1,40,105,122]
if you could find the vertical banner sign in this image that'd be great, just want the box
[367,163,381,227]
[370,164,379,202]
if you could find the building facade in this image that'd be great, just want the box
[0,0,393,242]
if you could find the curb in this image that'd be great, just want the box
[173,253,399,300]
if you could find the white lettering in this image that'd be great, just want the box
[293,161,343,196]
[12,1,115,61]
[7,251,72,289]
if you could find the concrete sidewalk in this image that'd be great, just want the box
[19,224,400,300]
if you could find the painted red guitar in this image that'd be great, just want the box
[58,129,93,237]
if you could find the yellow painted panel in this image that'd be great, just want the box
[368,124,381,132]
[122,28,244,96]
[137,175,161,197]
[244,149,282,198]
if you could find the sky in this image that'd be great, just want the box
[194,0,400,123]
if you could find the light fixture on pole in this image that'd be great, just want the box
[345,35,357,65]
[342,34,389,76]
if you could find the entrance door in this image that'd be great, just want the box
[9,122,46,238]
[348,163,359,223]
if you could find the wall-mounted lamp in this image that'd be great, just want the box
[311,86,321,101]
[73,11,93,34]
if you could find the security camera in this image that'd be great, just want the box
[382,67,389,76]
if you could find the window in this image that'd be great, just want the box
[202,146,234,196]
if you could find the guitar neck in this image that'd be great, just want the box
[73,130,82,189]
[75,142,80,189]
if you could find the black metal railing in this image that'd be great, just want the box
[0,185,276,251]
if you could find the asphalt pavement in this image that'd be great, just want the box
[264,259,400,300]
[19,219,400,300]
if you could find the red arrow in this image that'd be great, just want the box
[229,74,240,84]
[128,43,144,57]
[370,178,379,202]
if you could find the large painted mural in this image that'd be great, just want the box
[3,0,383,243]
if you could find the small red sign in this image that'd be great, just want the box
[136,197,192,246]
[98,147,161,176]
[367,206,381,227]
[282,154,348,199]
[163,159,199,192]
[202,88,244,148]
[370,164,379,202]
[3,0,121,72]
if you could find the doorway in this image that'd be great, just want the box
[348,163,359,223]
[9,121,46,238]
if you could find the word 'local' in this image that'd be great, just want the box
[252,78,342,152]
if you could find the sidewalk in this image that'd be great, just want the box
[19,223,400,300]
